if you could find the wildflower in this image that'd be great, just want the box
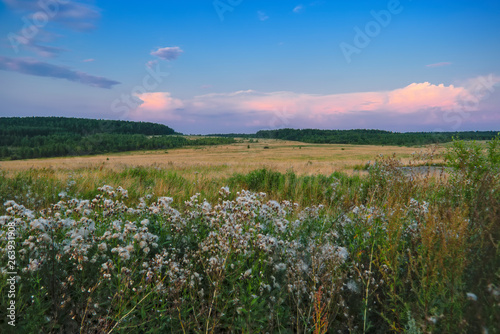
[243,268,252,278]
[336,247,349,263]
[219,186,230,197]
[274,263,286,271]
[27,259,41,272]
[159,197,174,207]
[466,292,478,301]
[346,280,359,293]
[119,250,131,260]
[426,316,438,324]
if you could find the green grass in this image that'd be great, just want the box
[0,138,499,333]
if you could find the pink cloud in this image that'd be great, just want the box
[387,82,469,112]
[128,92,184,121]
[126,78,499,133]
[83,58,95,62]
[426,62,452,68]
[179,83,469,116]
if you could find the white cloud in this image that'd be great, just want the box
[125,77,500,133]
[150,46,184,61]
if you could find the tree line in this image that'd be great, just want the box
[211,128,500,146]
[0,117,234,160]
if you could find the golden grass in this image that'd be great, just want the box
[0,139,445,179]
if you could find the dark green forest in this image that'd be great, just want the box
[212,128,500,146]
[0,117,234,160]
[2,117,499,160]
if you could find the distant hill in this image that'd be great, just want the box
[210,128,500,146]
[0,117,234,160]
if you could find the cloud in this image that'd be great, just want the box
[3,0,101,31]
[128,92,184,121]
[257,11,269,21]
[293,5,304,13]
[150,46,184,61]
[145,60,158,69]
[179,83,469,116]
[7,29,66,57]
[0,56,120,89]
[3,0,101,58]
[426,62,452,68]
[126,78,500,133]
[83,58,95,62]
[27,42,65,57]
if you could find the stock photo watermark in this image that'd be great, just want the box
[339,0,411,64]
[5,220,17,327]
[213,0,243,21]
[439,74,498,131]
[7,0,70,53]
[267,107,295,131]
[110,62,170,115]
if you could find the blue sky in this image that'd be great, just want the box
[0,0,499,134]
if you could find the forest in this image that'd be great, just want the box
[213,129,500,146]
[255,129,500,145]
[0,117,234,160]
[2,117,499,160]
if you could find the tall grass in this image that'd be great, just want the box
[0,137,499,333]
[0,167,364,214]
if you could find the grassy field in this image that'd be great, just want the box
[0,138,444,177]
[0,138,498,333]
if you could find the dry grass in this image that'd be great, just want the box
[0,139,444,179]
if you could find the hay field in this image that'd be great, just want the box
[0,138,444,178]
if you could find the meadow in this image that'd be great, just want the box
[0,138,498,333]
[0,139,440,175]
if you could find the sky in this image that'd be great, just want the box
[0,0,499,134]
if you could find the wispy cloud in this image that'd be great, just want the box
[426,62,452,68]
[150,46,184,61]
[83,58,95,62]
[27,42,65,58]
[0,56,120,89]
[293,5,304,13]
[3,0,101,31]
[257,11,269,21]
[3,0,101,57]
[7,28,66,57]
